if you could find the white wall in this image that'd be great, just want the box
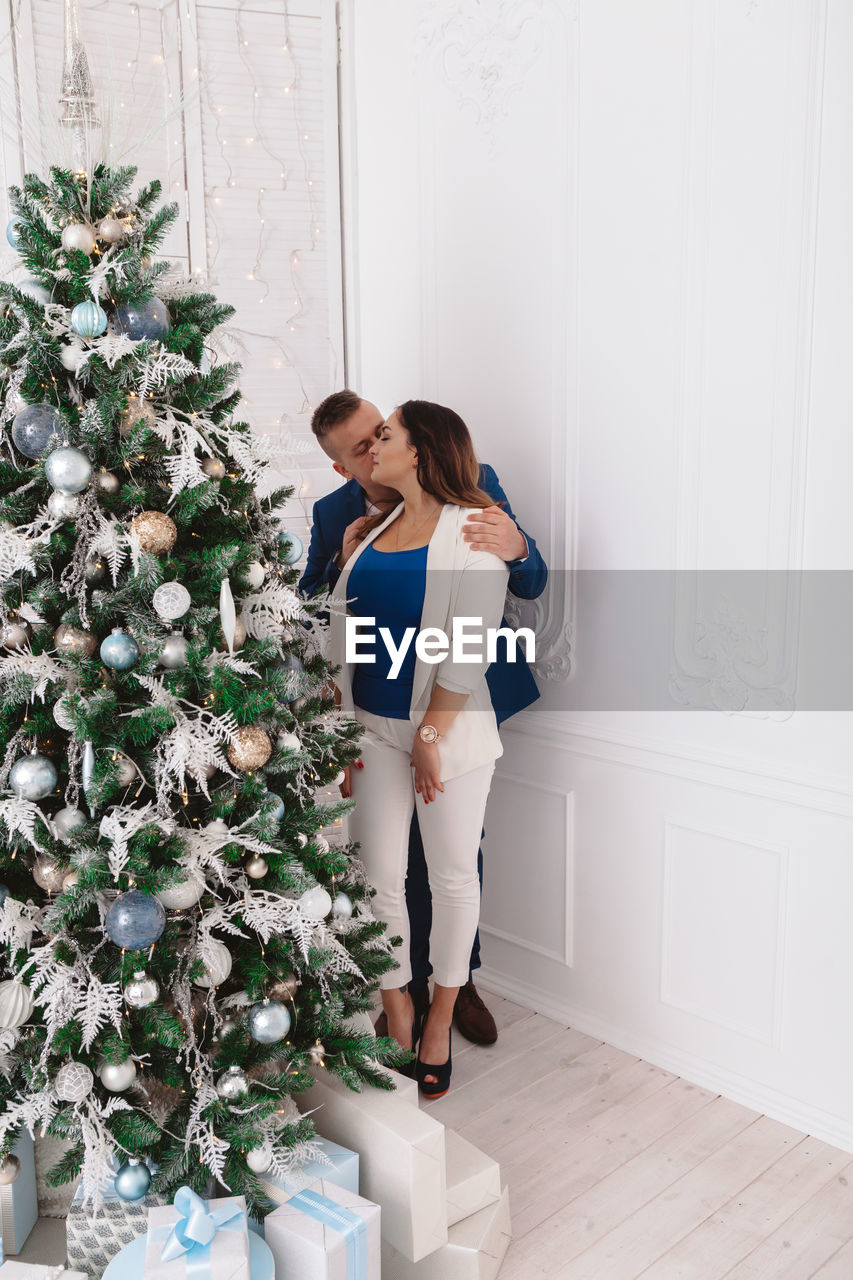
[343,0,853,1151]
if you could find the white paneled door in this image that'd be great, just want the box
[0,0,344,459]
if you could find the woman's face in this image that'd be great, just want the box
[369,411,417,486]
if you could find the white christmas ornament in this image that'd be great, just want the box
[55,1060,94,1102]
[60,342,85,373]
[246,1143,273,1173]
[299,886,332,921]
[193,939,233,988]
[244,562,265,589]
[47,491,80,520]
[153,581,191,621]
[61,223,96,254]
[54,806,86,840]
[277,731,300,753]
[0,980,34,1029]
[157,878,204,910]
[219,578,237,654]
[53,696,76,731]
[98,1057,137,1092]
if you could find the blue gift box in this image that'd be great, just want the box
[250,1138,359,1239]
[0,1131,37,1254]
[102,1226,273,1280]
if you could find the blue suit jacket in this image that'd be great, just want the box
[299,464,547,725]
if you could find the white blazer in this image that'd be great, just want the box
[327,501,510,781]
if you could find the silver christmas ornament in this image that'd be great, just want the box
[193,939,233,988]
[216,1065,248,1099]
[98,216,126,244]
[245,855,268,880]
[308,1042,326,1067]
[157,878,203,910]
[98,1057,137,1092]
[114,1158,151,1201]
[45,446,92,493]
[245,1144,273,1174]
[248,999,291,1044]
[55,1060,94,1101]
[12,404,62,459]
[113,752,137,786]
[153,582,191,621]
[10,753,57,800]
[62,869,79,890]
[94,469,120,495]
[158,633,188,669]
[205,819,230,837]
[296,833,307,848]
[215,1015,239,1041]
[268,972,299,1002]
[84,554,106,584]
[0,980,34,1028]
[33,856,67,894]
[277,731,300,753]
[0,620,31,650]
[54,806,86,840]
[219,578,237,654]
[53,696,76,731]
[82,740,95,812]
[244,561,265,589]
[60,342,85,373]
[60,223,96,255]
[55,624,97,658]
[124,969,159,1008]
[0,1155,21,1184]
[201,455,226,480]
[331,891,353,921]
[299,886,332,921]
[315,836,330,855]
[47,490,80,519]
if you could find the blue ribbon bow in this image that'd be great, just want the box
[159,1186,244,1274]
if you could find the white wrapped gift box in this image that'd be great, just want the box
[0,1265,87,1280]
[260,1137,359,1207]
[444,1132,501,1228]
[0,1131,37,1254]
[263,1179,379,1280]
[302,1071,446,1263]
[381,1186,511,1280]
[144,1193,250,1280]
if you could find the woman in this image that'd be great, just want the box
[328,400,508,1097]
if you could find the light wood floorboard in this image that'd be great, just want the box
[425,994,853,1280]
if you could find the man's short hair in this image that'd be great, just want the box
[311,390,362,438]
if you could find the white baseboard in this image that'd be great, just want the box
[477,965,853,1156]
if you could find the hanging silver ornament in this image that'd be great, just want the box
[98,1057,137,1092]
[205,819,230,838]
[296,833,307,848]
[45,446,92,494]
[113,753,137,787]
[113,1158,151,1202]
[10,753,57,800]
[55,1060,94,1102]
[299,886,332,921]
[55,624,97,658]
[248,999,291,1044]
[0,980,34,1029]
[277,731,300,753]
[33,856,67,894]
[124,969,159,1009]
[245,855,268,880]
[47,490,80,520]
[219,579,236,654]
[100,628,140,671]
[193,940,233,988]
[54,806,86,840]
[82,740,95,812]
[308,1042,326,1067]
[60,342,85,373]
[153,581,191,622]
[244,561,265,589]
[62,869,79,890]
[94,469,120,496]
[119,397,157,438]
[331,891,353,922]
[158,633,188,669]
[12,404,62,459]
[216,1065,249,1099]
[0,619,31,650]
[60,223,96,255]
[315,836,330,855]
[245,1143,273,1174]
[214,1015,239,1041]
[84,554,106,584]
[0,1155,20,1185]
[98,216,125,244]
[201,456,226,480]
[53,696,76,731]
[268,972,299,1002]
[156,878,203,910]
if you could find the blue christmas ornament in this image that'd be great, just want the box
[113,1158,151,1201]
[277,531,303,564]
[268,795,285,822]
[5,218,22,250]
[0,885,10,908]
[11,404,62,460]
[112,298,170,342]
[100,629,140,671]
[105,889,166,950]
[248,999,291,1044]
[71,299,107,339]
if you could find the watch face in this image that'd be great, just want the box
[419,726,437,743]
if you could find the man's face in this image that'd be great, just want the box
[323,400,399,499]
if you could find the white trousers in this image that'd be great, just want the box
[348,706,496,990]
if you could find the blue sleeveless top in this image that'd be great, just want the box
[347,542,428,719]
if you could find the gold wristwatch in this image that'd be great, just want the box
[417,724,442,744]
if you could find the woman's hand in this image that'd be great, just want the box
[339,759,363,798]
[410,737,445,804]
[339,514,374,567]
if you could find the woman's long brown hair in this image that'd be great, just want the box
[361,399,505,536]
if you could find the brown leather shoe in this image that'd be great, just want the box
[374,985,430,1041]
[453,981,498,1046]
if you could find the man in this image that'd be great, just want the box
[300,390,547,1045]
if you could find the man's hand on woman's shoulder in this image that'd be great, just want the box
[462,505,528,563]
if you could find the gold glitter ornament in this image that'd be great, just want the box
[119,396,157,438]
[130,511,177,556]
[227,726,273,771]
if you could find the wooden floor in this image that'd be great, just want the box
[426,994,853,1280]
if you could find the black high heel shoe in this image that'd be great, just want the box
[416,1026,452,1099]
[397,995,428,1079]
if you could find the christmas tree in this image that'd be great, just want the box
[0,158,403,1217]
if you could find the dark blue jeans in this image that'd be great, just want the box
[406,813,485,989]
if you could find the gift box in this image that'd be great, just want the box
[0,1131,37,1254]
[101,1229,273,1280]
[381,1187,511,1280]
[443,1132,501,1228]
[145,1189,250,1280]
[65,1177,167,1278]
[261,1138,359,1208]
[302,1071,446,1262]
[264,1178,380,1280]
[0,1266,87,1280]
